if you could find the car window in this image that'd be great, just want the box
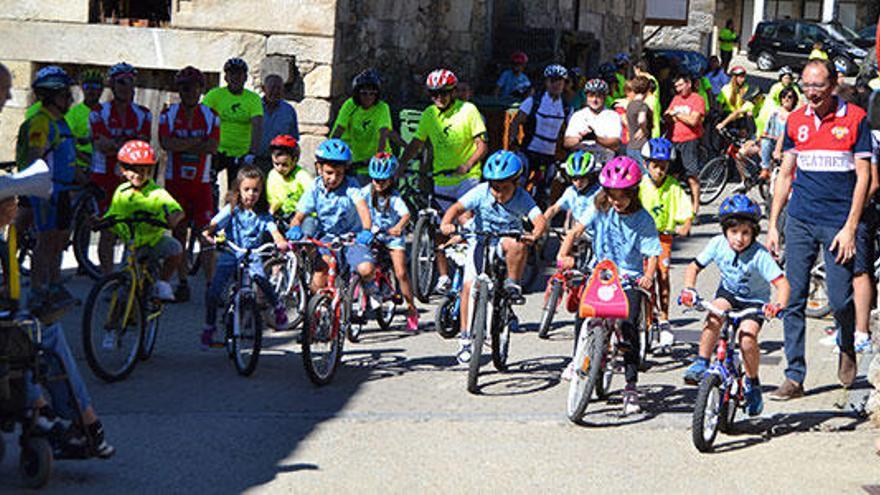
[827,22,859,43]
[777,23,795,40]
[757,23,777,38]
[799,24,825,43]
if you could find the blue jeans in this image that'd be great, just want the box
[205,252,277,327]
[783,215,855,383]
[759,137,775,170]
[625,148,647,174]
[26,323,92,420]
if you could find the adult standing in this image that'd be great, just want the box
[665,74,705,218]
[65,69,104,171]
[705,55,730,98]
[718,19,739,73]
[563,78,622,165]
[765,59,872,400]
[330,69,393,185]
[202,57,263,192]
[256,74,298,174]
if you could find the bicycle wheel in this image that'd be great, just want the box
[538,280,563,339]
[73,212,127,280]
[410,215,436,303]
[229,291,263,376]
[82,272,144,382]
[434,295,460,339]
[302,293,344,386]
[186,229,202,276]
[638,295,652,371]
[490,301,512,372]
[698,156,730,205]
[346,274,367,342]
[139,294,161,361]
[266,257,306,329]
[692,373,726,452]
[375,273,399,332]
[567,319,608,423]
[806,270,831,318]
[594,325,615,400]
[467,281,489,394]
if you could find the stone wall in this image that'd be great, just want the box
[0,0,89,23]
[644,0,716,53]
[172,0,336,36]
[577,0,647,60]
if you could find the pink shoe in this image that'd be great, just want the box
[406,312,419,332]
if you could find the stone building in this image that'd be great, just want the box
[0,0,647,164]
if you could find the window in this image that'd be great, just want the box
[798,23,824,43]
[90,0,171,26]
[777,23,795,40]
[757,23,777,38]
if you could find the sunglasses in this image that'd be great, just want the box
[429,89,453,98]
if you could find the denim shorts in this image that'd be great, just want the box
[715,286,765,325]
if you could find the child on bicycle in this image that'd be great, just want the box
[638,137,693,348]
[265,134,311,223]
[360,152,418,332]
[285,139,376,295]
[440,150,547,363]
[104,140,184,303]
[759,87,797,179]
[201,166,290,348]
[542,150,600,227]
[679,194,790,416]
[557,156,661,415]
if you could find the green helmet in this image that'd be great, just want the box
[80,68,105,85]
[564,150,598,178]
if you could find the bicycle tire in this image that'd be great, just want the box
[139,294,161,361]
[186,229,202,276]
[567,320,608,423]
[346,274,367,342]
[806,270,832,318]
[697,156,730,205]
[490,300,512,372]
[375,272,399,332]
[265,257,307,330]
[82,272,144,382]
[230,292,263,376]
[467,281,489,394]
[411,215,436,303]
[72,201,103,280]
[434,295,460,339]
[537,281,562,339]
[301,293,344,386]
[638,295,652,371]
[692,373,725,452]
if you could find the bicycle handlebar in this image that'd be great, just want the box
[92,212,169,233]
[692,297,766,320]
[217,239,276,257]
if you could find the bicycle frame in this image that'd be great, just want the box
[104,244,157,334]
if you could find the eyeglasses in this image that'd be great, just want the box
[799,82,831,92]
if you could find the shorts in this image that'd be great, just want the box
[434,178,479,211]
[854,220,874,276]
[657,233,673,274]
[135,235,183,264]
[31,191,72,232]
[316,238,375,272]
[166,180,215,229]
[90,172,123,213]
[672,139,700,178]
[714,286,765,325]
[463,238,505,282]
[379,235,406,251]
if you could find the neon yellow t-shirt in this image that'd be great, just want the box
[719,28,738,52]
[809,49,828,60]
[638,175,693,233]
[202,87,263,157]
[415,99,486,187]
[65,102,94,169]
[25,102,42,120]
[331,97,392,170]
[267,166,311,217]
[105,180,182,248]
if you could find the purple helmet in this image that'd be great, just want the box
[599,156,642,189]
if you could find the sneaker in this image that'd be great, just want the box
[733,181,748,193]
[456,336,473,365]
[274,304,289,329]
[744,378,764,416]
[658,320,674,348]
[64,421,115,459]
[153,281,175,302]
[503,279,524,303]
[768,378,805,401]
[683,358,709,385]
[201,325,220,350]
[622,384,641,415]
[855,331,872,354]
[174,283,191,303]
[561,360,575,381]
[436,275,451,295]
[406,311,419,332]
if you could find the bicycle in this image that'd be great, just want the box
[81,212,168,382]
[537,228,592,339]
[805,236,880,319]
[698,128,769,206]
[462,229,525,394]
[347,233,403,342]
[434,237,467,339]
[70,182,127,280]
[263,241,309,331]
[299,233,356,386]
[685,297,768,452]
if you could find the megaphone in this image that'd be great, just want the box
[0,159,52,201]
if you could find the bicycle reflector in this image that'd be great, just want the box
[578,259,629,320]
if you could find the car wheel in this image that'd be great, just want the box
[832,56,852,76]
[757,51,775,71]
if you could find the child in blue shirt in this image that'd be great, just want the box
[440,150,547,363]
[679,194,790,416]
[360,153,418,332]
[201,166,290,348]
[286,139,375,295]
[557,156,661,416]
[543,150,601,226]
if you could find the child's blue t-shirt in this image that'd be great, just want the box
[459,182,541,232]
[360,184,411,233]
[297,176,364,236]
[695,234,783,304]
[496,70,531,98]
[212,205,278,249]
[554,183,600,221]
[577,207,661,278]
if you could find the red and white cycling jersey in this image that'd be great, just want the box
[159,103,219,184]
[89,101,152,176]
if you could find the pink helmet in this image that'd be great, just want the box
[599,156,642,189]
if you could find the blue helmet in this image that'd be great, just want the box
[598,62,616,78]
[224,57,248,73]
[315,139,352,163]
[564,151,598,178]
[368,152,398,180]
[352,68,381,91]
[719,194,762,223]
[108,62,137,81]
[483,150,523,181]
[614,53,631,68]
[641,137,675,161]
[32,66,74,91]
[543,64,568,79]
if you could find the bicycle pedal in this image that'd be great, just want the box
[510,295,526,306]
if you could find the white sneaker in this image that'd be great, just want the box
[436,276,451,294]
[819,332,838,347]
[456,337,472,365]
[153,281,175,302]
[102,332,115,350]
[658,320,674,348]
[622,385,641,415]
[561,360,575,381]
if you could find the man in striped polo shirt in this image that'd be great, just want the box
[765,59,873,401]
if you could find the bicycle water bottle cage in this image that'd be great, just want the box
[578,259,629,320]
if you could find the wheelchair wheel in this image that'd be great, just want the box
[19,436,52,489]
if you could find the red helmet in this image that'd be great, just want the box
[729,65,747,76]
[270,134,300,151]
[117,140,157,166]
[511,51,528,65]
[175,66,205,87]
[425,69,458,91]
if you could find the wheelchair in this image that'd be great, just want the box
[0,308,101,489]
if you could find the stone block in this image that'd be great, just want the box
[299,124,330,136]
[261,56,296,85]
[297,134,324,172]
[296,98,331,125]
[0,0,89,23]
[0,60,34,88]
[447,0,474,31]
[266,34,335,65]
[303,65,332,99]
[0,105,25,161]
[172,0,337,37]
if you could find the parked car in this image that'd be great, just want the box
[644,47,709,78]
[748,19,869,75]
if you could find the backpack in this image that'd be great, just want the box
[522,91,571,153]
